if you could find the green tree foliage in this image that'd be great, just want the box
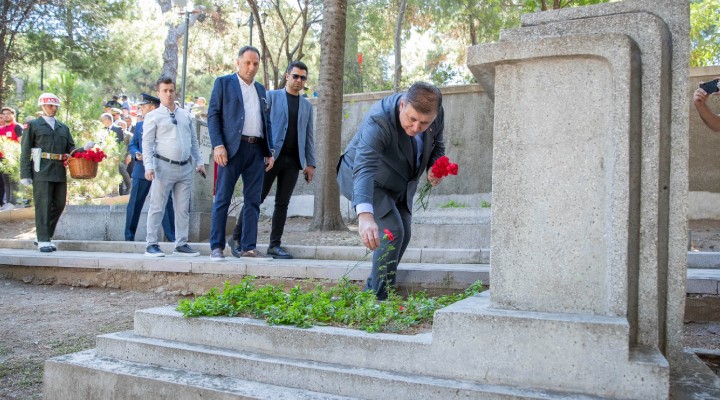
[690,0,720,67]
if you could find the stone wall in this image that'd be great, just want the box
[688,65,720,218]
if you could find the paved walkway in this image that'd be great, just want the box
[0,239,718,295]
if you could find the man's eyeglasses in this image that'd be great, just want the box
[169,112,177,125]
[290,74,307,81]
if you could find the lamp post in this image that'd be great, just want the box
[178,2,204,108]
[237,12,267,47]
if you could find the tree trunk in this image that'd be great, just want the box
[160,25,182,81]
[393,0,407,93]
[310,0,348,232]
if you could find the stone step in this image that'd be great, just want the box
[0,239,489,264]
[0,247,489,293]
[44,349,357,400]
[86,330,608,400]
[3,246,720,295]
[125,300,666,399]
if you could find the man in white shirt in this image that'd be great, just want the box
[207,46,275,261]
[142,76,206,257]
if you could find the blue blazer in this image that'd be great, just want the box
[128,121,146,179]
[266,89,315,168]
[207,74,272,159]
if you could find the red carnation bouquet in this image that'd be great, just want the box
[415,155,459,211]
[72,148,107,163]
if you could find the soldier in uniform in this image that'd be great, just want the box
[20,93,87,252]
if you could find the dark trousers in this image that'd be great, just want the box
[364,188,413,300]
[124,178,175,241]
[232,155,300,248]
[33,181,67,242]
[0,173,6,205]
[210,142,265,251]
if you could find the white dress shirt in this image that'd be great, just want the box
[237,75,263,138]
[141,105,201,171]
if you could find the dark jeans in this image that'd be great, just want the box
[232,155,300,248]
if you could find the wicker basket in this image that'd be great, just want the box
[68,157,98,179]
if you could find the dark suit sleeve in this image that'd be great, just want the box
[207,77,224,149]
[351,116,392,208]
[128,123,142,157]
[14,124,22,138]
[426,106,446,170]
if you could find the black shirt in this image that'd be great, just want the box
[281,91,302,170]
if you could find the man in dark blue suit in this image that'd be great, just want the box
[207,46,275,261]
[124,93,175,242]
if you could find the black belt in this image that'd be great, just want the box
[241,135,262,144]
[154,154,191,166]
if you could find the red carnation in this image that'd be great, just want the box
[383,228,395,242]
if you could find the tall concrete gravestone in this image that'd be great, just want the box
[466,0,690,396]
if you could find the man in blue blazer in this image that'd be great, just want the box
[336,82,446,299]
[231,61,316,259]
[207,46,275,261]
[124,93,175,242]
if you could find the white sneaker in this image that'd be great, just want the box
[38,242,54,253]
[0,203,14,211]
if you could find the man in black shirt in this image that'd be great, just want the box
[231,61,316,259]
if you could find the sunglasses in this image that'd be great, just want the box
[169,112,177,125]
[290,74,307,81]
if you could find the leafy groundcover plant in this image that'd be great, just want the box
[177,277,484,333]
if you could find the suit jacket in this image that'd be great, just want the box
[128,121,146,179]
[337,93,445,216]
[207,73,272,159]
[267,89,315,168]
[20,117,78,182]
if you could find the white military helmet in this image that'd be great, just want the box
[38,93,61,107]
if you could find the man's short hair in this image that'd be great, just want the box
[1,107,15,115]
[404,82,442,115]
[156,76,175,89]
[101,113,113,122]
[286,61,308,74]
[238,45,260,58]
[121,95,128,101]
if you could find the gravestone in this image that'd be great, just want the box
[464,0,690,395]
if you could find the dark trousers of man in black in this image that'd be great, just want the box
[232,155,300,248]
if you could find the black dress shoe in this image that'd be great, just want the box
[231,246,242,258]
[267,246,293,259]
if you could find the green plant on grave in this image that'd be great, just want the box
[440,200,467,208]
[480,200,491,208]
[177,276,485,334]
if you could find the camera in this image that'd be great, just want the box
[700,79,719,95]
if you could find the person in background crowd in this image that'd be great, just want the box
[124,92,176,243]
[231,61,315,259]
[111,108,122,126]
[142,77,205,257]
[20,93,91,252]
[207,46,274,261]
[0,106,23,209]
[102,113,131,195]
[693,76,720,132]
